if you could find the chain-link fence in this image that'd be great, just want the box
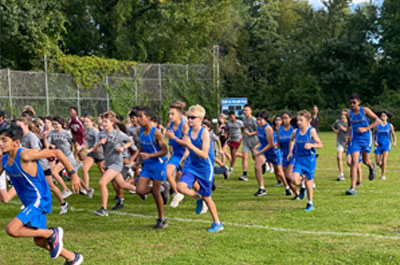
[0,64,213,121]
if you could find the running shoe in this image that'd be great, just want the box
[299,187,306,199]
[47,227,64,259]
[161,182,170,205]
[369,162,376,181]
[345,187,357,195]
[112,201,124,210]
[59,202,69,215]
[254,188,267,197]
[274,181,282,187]
[292,195,300,200]
[64,252,84,265]
[79,189,87,196]
[154,218,168,229]
[86,188,95,199]
[238,175,248,181]
[62,190,73,199]
[337,174,345,181]
[138,194,148,200]
[304,203,314,211]
[285,187,293,196]
[356,181,362,186]
[208,222,224,233]
[170,193,184,208]
[196,199,208,214]
[94,207,109,216]
[223,166,230,180]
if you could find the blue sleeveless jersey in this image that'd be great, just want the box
[186,127,214,180]
[257,123,277,155]
[168,121,186,157]
[2,148,52,212]
[375,123,391,146]
[350,106,371,143]
[278,125,294,158]
[294,126,316,157]
[139,127,166,169]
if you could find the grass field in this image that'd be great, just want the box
[1,132,400,264]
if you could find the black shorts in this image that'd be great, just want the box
[44,169,52,176]
[220,137,228,147]
[87,152,104,164]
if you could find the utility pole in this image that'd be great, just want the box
[213,44,220,115]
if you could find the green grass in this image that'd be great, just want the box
[1,132,400,264]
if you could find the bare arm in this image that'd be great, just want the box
[305,128,323,149]
[140,130,168,160]
[254,126,274,156]
[391,124,397,147]
[182,129,210,159]
[362,107,382,132]
[20,149,80,192]
[287,130,296,159]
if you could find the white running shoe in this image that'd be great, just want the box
[337,174,345,181]
[381,175,386,180]
[62,190,73,199]
[269,167,274,173]
[86,188,95,199]
[60,202,69,215]
[170,193,184,208]
[200,200,208,214]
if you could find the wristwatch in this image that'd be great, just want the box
[67,169,76,177]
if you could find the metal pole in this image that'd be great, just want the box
[77,84,81,116]
[134,68,138,104]
[158,64,162,123]
[186,64,189,81]
[44,55,50,115]
[7,68,12,113]
[105,75,110,111]
[213,45,220,114]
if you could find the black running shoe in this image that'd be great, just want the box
[292,194,300,200]
[254,188,267,197]
[154,218,168,229]
[112,201,124,210]
[262,163,267,174]
[223,166,230,180]
[369,162,376,181]
[285,188,293,196]
[161,182,170,205]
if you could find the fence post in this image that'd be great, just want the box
[158,64,162,101]
[44,55,50,115]
[186,64,189,81]
[105,75,110,111]
[7,69,12,113]
[134,68,138,104]
[77,84,81,116]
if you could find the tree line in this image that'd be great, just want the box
[1,0,399,112]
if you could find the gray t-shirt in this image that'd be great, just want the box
[242,116,258,146]
[227,120,244,142]
[332,120,348,146]
[48,129,74,156]
[127,125,141,149]
[21,131,49,171]
[97,130,132,170]
[210,130,219,155]
[85,127,105,160]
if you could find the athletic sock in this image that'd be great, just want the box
[117,196,124,203]
[308,200,313,205]
[243,171,247,176]
[61,202,66,206]
[285,186,290,189]
[260,186,265,190]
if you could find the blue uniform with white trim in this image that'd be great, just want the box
[139,127,167,181]
[278,125,295,167]
[293,127,316,180]
[2,148,51,229]
[374,123,391,154]
[257,123,282,165]
[180,127,214,197]
[348,107,372,154]
[168,121,186,167]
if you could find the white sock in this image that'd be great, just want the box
[285,186,290,189]
[260,186,265,190]
[308,200,313,205]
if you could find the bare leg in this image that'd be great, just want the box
[305,178,313,202]
[203,196,220,223]
[51,162,70,191]
[45,175,64,204]
[350,152,360,188]
[98,169,120,209]
[254,155,266,188]
[381,152,389,177]
[177,182,200,199]
[242,152,249,173]
[152,181,164,219]
[82,156,94,190]
[230,147,238,169]
[337,151,343,175]
[274,165,288,187]
[166,164,179,194]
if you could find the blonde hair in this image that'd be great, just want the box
[297,110,311,120]
[188,104,206,118]
[102,111,116,122]
[23,105,36,116]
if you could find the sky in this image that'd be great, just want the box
[308,0,383,9]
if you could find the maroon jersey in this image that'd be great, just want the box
[68,116,85,145]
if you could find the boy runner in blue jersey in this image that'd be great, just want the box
[135,107,169,229]
[177,105,223,233]
[0,124,83,264]
[346,94,381,195]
